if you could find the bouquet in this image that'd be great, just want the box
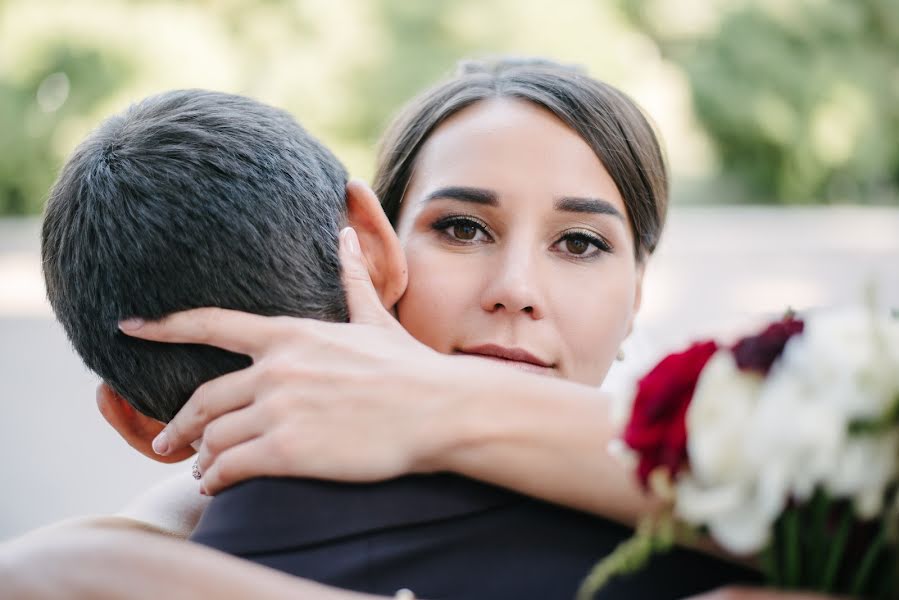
[579,305,899,599]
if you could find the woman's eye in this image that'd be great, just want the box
[433,217,490,243]
[554,232,610,258]
[565,237,591,255]
[452,221,479,241]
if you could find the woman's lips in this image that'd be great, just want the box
[456,344,557,376]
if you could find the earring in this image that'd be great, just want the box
[616,349,625,362]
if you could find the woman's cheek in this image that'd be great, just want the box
[561,273,636,385]
[397,252,468,354]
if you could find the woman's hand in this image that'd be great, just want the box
[118,228,460,494]
[115,229,643,525]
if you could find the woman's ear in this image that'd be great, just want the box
[96,383,195,464]
[344,179,408,308]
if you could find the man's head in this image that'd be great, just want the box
[42,90,405,459]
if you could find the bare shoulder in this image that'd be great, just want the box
[116,467,211,538]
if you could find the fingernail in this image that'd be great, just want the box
[341,227,361,257]
[119,318,145,331]
[152,431,170,455]
[199,486,208,496]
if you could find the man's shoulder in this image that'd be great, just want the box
[190,474,518,555]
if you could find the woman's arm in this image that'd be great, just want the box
[0,522,391,600]
[115,468,210,538]
[123,229,653,525]
[430,358,653,524]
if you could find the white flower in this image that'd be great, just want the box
[686,351,761,485]
[674,306,899,555]
[762,307,899,515]
[674,350,779,554]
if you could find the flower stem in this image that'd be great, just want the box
[809,491,831,586]
[760,542,779,587]
[783,507,801,587]
[575,533,654,600]
[821,506,853,592]
[576,518,673,600]
[849,525,886,597]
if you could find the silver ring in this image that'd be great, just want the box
[192,458,202,480]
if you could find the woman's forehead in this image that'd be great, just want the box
[404,98,626,215]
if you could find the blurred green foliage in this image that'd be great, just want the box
[0,45,132,214]
[0,0,896,215]
[623,0,899,204]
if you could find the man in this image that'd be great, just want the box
[39,89,754,599]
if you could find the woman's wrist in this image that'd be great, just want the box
[404,352,485,474]
[411,361,656,523]
[416,357,566,473]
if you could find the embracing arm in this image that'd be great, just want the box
[421,358,652,524]
[114,467,210,538]
[123,227,652,526]
[0,522,389,600]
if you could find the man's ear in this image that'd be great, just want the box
[96,383,195,464]
[345,179,408,308]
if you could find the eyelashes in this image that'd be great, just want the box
[429,214,613,259]
[557,229,612,256]
[431,214,491,244]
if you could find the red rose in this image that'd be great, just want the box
[731,317,804,375]
[622,340,719,489]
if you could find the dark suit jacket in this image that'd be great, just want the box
[190,475,759,599]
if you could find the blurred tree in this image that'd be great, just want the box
[4,0,893,214]
[623,0,899,204]
[0,45,133,214]
[336,0,481,151]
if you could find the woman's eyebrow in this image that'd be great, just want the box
[423,186,498,206]
[554,197,624,221]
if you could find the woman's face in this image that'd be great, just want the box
[393,98,644,386]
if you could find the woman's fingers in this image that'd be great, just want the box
[118,307,286,358]
[153,367,258,456]
[338,227,391,325]
[195,405,266,474]
[200,436,286,495]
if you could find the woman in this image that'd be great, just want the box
[97,58,813,598]
[123,57,664,526]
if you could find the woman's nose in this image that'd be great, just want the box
[479,252,545,320]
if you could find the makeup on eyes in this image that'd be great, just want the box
[553,229,612,258]
[431,214,492,244]
[429,212,613,259]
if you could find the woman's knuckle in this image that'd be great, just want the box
[266,393,293,422]
[259,356,296,381]
[271,429,297,462]
[203,425,221,453]
[214,458,235,483]
[191,392,210,424]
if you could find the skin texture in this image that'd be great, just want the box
[0,519,382,600]
[112,100,652,520]
[18,100,838,600]
[393,98,643,386]
[12,232,834,600]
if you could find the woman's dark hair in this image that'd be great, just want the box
[372,57,668,260]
